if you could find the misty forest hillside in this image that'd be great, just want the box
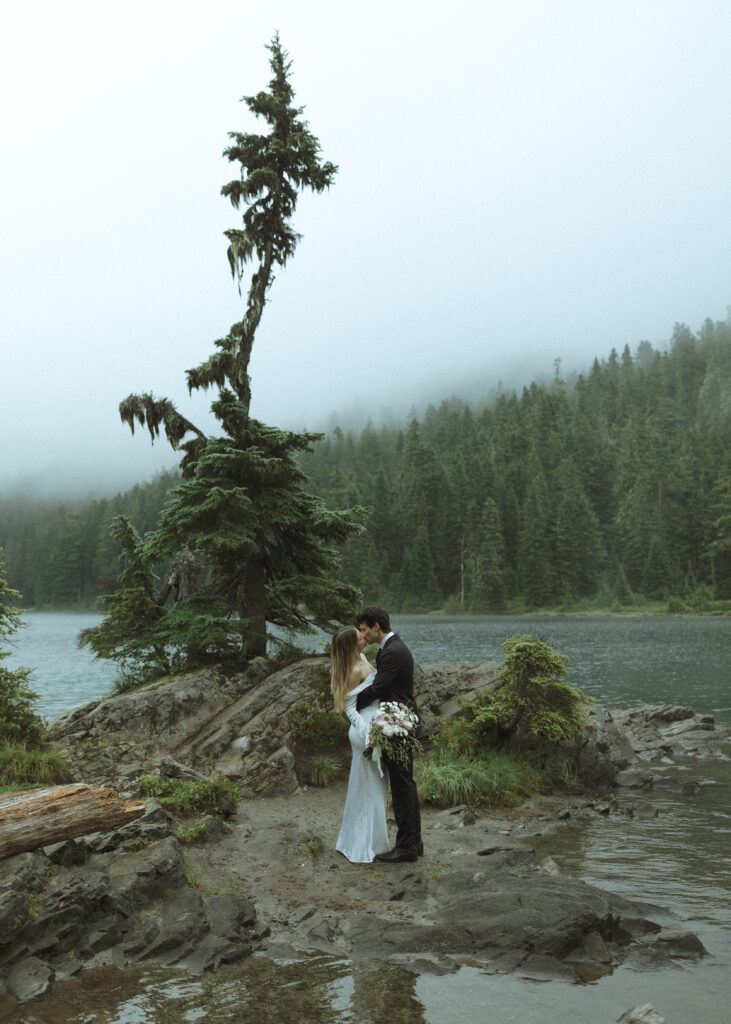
[2,318,730,614]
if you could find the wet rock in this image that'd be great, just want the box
[652,928,707,958]
[435,805,477,828]
[538,856,561,875]
[626,800,659,819]
[92,800,175,854]
[0,851,52,940]
[43,839,87,867]
[207,891,257,938]
[617,1004,668,1023]
[476,847,537,873]
[476,835,515,856]
[158,755,210,782]
[653,777,702,795]
[105,835,187,905]
[189,815,231,844]
[4,957,54,1003]
[566,928,613,963]
[138,887,209,964]
[613,705,728,760]
[615,768,654,788]
[516,954,580,982]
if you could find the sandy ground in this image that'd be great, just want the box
[183,780,569,955]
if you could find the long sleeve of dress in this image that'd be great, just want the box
[345,696,371,746]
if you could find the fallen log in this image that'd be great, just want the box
[0,783,146,860]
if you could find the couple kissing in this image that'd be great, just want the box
[330,605,422,864]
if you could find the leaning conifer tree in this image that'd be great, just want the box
[91,35,363,668]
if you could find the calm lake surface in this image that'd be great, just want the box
[4,613,731,1024]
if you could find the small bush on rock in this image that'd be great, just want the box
[289,665,349,747]
[140,775,241,817]
[467,635,592,744]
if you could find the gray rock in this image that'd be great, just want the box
[616,768,654,788]
[516,954,580,982]
[653,777,702,795]
[617,1004,667,1023]
[652,928,707,958]
[4,957,54,1003]
[0,851,51,940]
[158,755,210,782]
[138,887,209,964]
[207,891,257,939]
[43,839,87,867]
[436,805,477,828]
[626,800,659,819]
[105,836,187,905]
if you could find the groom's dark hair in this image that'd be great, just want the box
[356,606,391,632]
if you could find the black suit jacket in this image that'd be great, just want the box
[355,633,415,712]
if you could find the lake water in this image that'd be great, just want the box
[4,613,731,1024]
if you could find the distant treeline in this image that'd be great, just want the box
[2,319,730,613]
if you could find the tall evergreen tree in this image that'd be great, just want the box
[90,36,363,666]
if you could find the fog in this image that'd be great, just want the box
[2,0,730,498]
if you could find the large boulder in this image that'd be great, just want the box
[0,818,261,1004]
[612,704,729,759]
[47,658,504,798]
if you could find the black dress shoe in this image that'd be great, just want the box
[375,847,419,863]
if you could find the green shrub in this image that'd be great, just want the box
[288,665,349,747]
[468,635,592,744]
[289,704,349,747]
[139,775,241,817]
[0,742,69,786]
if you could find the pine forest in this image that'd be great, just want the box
[2,317,730,616]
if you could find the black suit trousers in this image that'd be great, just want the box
[383,749,421,852]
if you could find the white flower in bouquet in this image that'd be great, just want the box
[364,701,422,771]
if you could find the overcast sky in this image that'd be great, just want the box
[2,0,730,498]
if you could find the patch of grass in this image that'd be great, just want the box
[183,855,198,888]
[311,755,341,786]
[416,750,541,808]
[176,820,210,844]
[25,891,44,922]
[139,775,241,817]
[303,837,326,856]
[0,742,69,786]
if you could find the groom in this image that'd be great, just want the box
[355,605,423,862]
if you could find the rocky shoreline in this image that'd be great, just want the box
[1,657,727,1007]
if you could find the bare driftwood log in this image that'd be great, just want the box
[0,784,146,860]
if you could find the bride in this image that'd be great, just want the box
[330,626,390,863]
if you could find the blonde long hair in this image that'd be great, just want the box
[331,627,360,712]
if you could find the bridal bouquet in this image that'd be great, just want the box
[364,701,422,771]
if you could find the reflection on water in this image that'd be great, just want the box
[1,956,428,1024]
[530,758,731,932]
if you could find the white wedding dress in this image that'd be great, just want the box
[336,674,391,863]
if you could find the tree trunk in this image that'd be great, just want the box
[238,555,268,660]
[0,784,146,860]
